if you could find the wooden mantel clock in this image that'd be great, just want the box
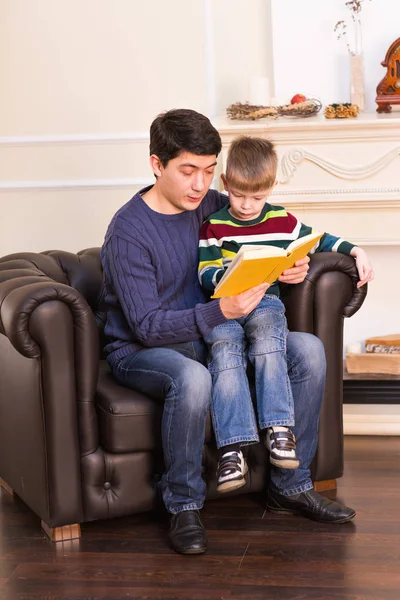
[376,37,400,112]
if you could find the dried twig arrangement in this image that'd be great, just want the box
[324,103,359,118]
[334,0,372,55]
[227,99,322,121]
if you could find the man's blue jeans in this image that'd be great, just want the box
[204,295,294,449]
[112,332,326,514]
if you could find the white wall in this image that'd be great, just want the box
[0,0,274,255]
[213,0,273,115]
[271,0,400,110]
[0,0,209,135]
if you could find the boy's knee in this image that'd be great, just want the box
[208,340,245,373]
[205,320,245,346]
[247,329,286,356]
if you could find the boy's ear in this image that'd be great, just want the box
[221,174,228,191]
[273,180,278,187]
[150,154,163,177]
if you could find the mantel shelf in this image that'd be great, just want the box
[213,111,400,135]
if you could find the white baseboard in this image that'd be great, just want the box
[343,405,400,435]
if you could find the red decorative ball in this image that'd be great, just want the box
[291,94,307,104]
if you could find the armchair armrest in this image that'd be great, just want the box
[281,252,367,331]
[280,252,368,483]
[0,264,100,527]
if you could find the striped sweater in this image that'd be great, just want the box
[198,202,356,296]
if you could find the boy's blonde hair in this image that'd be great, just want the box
[225,136,278,192]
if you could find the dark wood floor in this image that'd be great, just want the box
[1,436,399,600]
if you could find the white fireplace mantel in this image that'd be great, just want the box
[213,113,400,248]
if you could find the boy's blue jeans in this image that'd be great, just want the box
[204,295,294,449]
[112,331,326,514]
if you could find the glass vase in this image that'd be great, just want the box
[350,53,365,111]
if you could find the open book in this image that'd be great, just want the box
[211,232,323,299]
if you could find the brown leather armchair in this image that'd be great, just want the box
[0,248,367,541]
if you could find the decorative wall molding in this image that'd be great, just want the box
[279,147,400,183]
[273,187,400,197]
[271,191,400,212]
[0,178,153,192]
[0,178,224,193]
[0,132,149,147]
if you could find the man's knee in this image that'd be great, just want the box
[287,332,326,376]
[304,334,326,373]
[174,360,212,411]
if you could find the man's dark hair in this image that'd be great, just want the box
[149,108,222,166]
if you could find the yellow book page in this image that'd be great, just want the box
[265,233,323,284]
[211,255,284,298]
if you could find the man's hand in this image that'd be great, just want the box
[219,283,270,320]
[350,247,374,288]
[278,256,310,285]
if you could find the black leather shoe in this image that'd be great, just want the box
[169,510,207,555]
[266,488,356,523]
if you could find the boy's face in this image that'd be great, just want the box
[150,152,217,213]
[223,177,274,221]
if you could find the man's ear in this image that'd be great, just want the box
[150,154,163,178]
[221,174,228,191]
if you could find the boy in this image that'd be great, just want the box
[198,136,373,493]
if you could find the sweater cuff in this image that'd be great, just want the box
[195,300,227,338]
[337,241,356,256]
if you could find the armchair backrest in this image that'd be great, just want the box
[0,248,107,354]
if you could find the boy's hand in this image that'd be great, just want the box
[278,256,310,284]
[351,247,374,288]
[219,283,270,319]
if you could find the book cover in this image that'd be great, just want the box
[211,232,323,299]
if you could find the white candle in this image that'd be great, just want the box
[346,342,363,355]
[249,76,270,106]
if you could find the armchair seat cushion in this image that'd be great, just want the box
[96,362,213,453]
[96,361,162,453]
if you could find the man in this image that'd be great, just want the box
[101,108,355,556]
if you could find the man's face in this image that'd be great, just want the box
[152,152,217,213]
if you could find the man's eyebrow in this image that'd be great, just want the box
[179,161,217,169]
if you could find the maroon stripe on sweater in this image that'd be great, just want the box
[201,214,298,239]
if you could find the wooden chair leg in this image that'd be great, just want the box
[0,478,14,496]
[313,479,337,493]
[41,520,81,542]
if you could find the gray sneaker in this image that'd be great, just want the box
[216,450,248,493]
[265,426,300,469]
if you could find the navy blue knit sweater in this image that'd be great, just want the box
[101,186,228,367]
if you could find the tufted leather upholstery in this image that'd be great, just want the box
[0,248,367,530]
